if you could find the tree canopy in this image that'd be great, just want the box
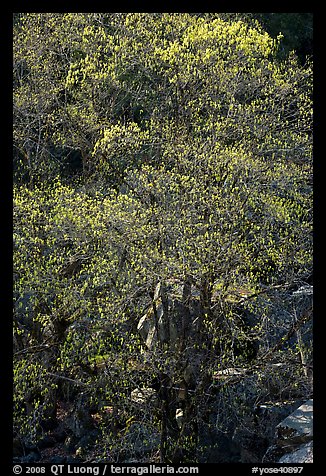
[13,13,313,464]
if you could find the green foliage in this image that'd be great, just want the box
[13,13,312,463]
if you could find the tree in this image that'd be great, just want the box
[256,13,313,63]
[13,13,312,463]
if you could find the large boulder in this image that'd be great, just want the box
[232,425,269,463]
[278,441,313,463]
[255,399,305,441]
[264,399,313,463]
[65,392,96,439]
[276,399,313,446]
[122,422,160,457]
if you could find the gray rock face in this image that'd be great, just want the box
[292,285,313,297]
[123,423,160,456]
[232,425,269,463]
[278,441,313,463]
[276,399,313,445]
[263,399,314,463]
[256,400,305,441]
[19,451,41,463]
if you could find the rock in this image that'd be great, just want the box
[48,455,66,464]
[66,456,83,463]
[23,440,38,453]
[276,399,313,446]
[292,285,313,297]
[51,429,67,443]
[123,422,160,456]
[257,363,307,400]
[264,399,313,462]
[197,428,240,463]
[37,434,57,449]
[232,425,269,463]
[255,400,305,440]
[130,387,157,406]
[278,441,313,463]
[20,451,41,463]
[213,367,246,381]
[13,437,25,457]
[77,429,99,451]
